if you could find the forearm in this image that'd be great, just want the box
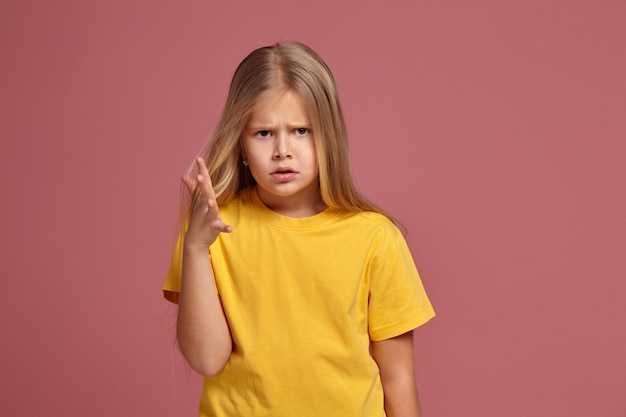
[372,331,423,417]
[381,375,422,417]
[177,244,232,376]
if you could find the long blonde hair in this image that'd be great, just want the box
[184,42,387,218]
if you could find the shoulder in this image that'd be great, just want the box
[351,211,402,238]
[353,211,397,228]
[334,210,405,252]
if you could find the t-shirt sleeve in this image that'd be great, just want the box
[162,230,184,304]
[368,228,435,341]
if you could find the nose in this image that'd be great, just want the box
[273,134,292,159]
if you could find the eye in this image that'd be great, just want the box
[295,128,309,136]
[256,130,271,138]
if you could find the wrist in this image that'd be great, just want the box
[183,239,211,255]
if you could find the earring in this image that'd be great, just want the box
[242,155,249,166]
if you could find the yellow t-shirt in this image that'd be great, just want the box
[164,187,435,417]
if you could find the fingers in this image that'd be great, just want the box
[184,158,233,238]
[196,157,216,200]
[216,221,233,234]
[206,199,232,234]
[180,158,215,197]
[181,175,197,195]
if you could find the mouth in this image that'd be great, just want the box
[270,167,298,182]
[272,167,297,174]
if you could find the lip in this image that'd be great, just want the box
[270,167,297,182]
[272,166,297,174]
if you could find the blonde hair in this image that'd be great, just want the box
[184,42,387,218]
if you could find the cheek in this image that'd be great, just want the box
[242,141,264,163]
[312,154,320,172]
[242,137,256,155]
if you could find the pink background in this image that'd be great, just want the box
[1,1,625,416]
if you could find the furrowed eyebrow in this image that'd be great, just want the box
[246,125,272,132]
[246,123,311,131]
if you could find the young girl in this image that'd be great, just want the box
[163,42,435,417]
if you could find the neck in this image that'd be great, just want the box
[255,186,327,218]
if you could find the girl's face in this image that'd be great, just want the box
[242,87,324,217]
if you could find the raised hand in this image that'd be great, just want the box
[182,157,232,248]
[177,157,234,375]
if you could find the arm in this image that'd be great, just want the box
[177,158,233,377]
[371,331,423,417]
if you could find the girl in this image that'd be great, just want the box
[163,42,435,417]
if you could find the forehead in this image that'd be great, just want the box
[246,87,311,125]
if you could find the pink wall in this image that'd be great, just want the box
[1,1,624,416]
